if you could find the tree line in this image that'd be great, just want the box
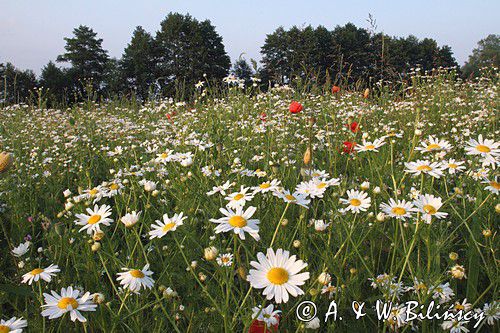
[1,12,498,105]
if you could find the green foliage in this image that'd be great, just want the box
[0,62,37,104]
[56,25,109,95]
[120,26,157,100]
[154,13,231,97]
[462,34,500,78]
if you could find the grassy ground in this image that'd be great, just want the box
[0,70,498,332]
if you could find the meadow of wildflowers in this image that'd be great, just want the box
[0,69,499,332]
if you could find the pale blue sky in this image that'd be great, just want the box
[1,0,499,74]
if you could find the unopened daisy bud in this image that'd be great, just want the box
[293,240,301,248]
[454,187,463,195]
[281,218,289,226]
[18,261,25,269]
[65,201,74,211]
[482,229,492,238]
[203,246,218,261]
[303,146,312,165]
[92,293,105,304]
[449,265,466,279]
[152,190,159,197]
[495,204,500,214]
[414,129,422,136]
[363,88,370,99]
[309,288,319,296]
[317,272,331,285]
[376,212,386,222]
[449,252,459,261]
[93,231,104,241]
[190,261,198,269]
[350,268,357,275]
[0,152,13,173]
[360,181,370,191]
[63,189,72,197]
[373,186,381,194]
[237,266,247,280]
[57,212,64,218]
[91,242,101,252]
[198,272,206,282]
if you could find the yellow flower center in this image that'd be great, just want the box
[285,194,296,201]
[228,216,247,228]
[423,205,437,215]
[365,145,375,150]
[416,165,432,171]
[31,268,44,275]
[267,267,289,285]
[57,297,79,310]
[233,194,244,201]
[476,144,491,153]
[259,183,271,189]
[88,215,101,224]
[350,199,361,206]
[490,181,500,190]
[448,163,457,168]
[129,269,145,278]
[391,207,407,216]
[89,188,99,196]
[160,153,168,159]
[455,304,465,311]
[316,182,327,189]
[426,143,441,150]
[162,222,176,232]
[0,325,10,333]
[109,183,119,190]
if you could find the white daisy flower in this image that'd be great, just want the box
[216,253,234,267]
[116,264,155,293]
[482,301,500,325]
[12,241,30,257]
[413,194,448,223]
[416,136,453,153]
[441,319,469,333]
[339,189,371,213]
[443,159,466,174]
[465,134,499,158]
[22,264,60,285]
[210,206,260,241]
[74,204,113,235]
[483,177,500,194]
[149,212,186,239]
[247,248,310,303]
[0,317,27,332]
[252,179,281,194]
[304,169,330,179]
[405,160,444,178]
[355,138,386,152]
[40,286,97,322]
[276,190,310,208]
[251,304,281,326]
[120,211,141,228]
[380,198,416,221]
[206,180,233,196]
[225,186,254,209]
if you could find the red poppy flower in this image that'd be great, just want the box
[342,141,356,154]
[260,112,267,122]
[331,85,341,94]
[347,121,360,133]
[289,101,303,114]
[248,318,279,333]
